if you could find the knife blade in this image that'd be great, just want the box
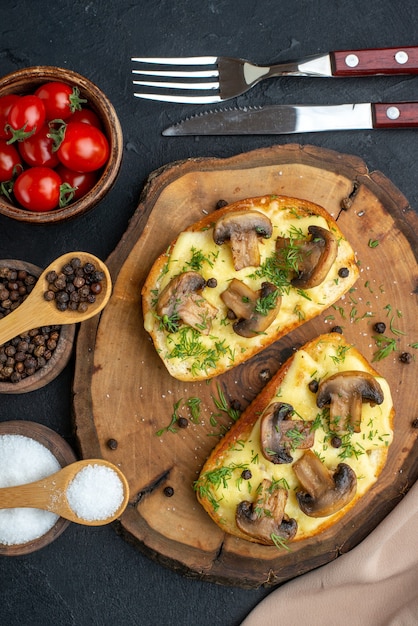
[162,102,418,136]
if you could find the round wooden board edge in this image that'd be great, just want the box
[72,142,418,587]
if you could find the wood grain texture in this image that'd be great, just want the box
[73,144,418,588]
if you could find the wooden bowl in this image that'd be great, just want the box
[0,420,77,555]
[0,66,123,223]
[0,259,75,393]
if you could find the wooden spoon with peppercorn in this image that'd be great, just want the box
[0,458,129,526]
[0,252,112,346]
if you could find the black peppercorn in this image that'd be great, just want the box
[62,263,74,276]
[331,436,342,448]
[374,322,386,334]
[338,267,349,278]
[92,270,105,282]
[308,379,319,393]
[399,352,412,364]
[73,276,86,289]
[90,282,102,294]
[177,417,189,428]
[83,262,95,274]
[107,438,118,450]
[411,419,418,429]
[215,199,228,210]
[44,290,55,302]
[241,469,252,480]
[206,278,217,288]
[45,270,57,283]
[330,326,343,334]
[163,486,174,497]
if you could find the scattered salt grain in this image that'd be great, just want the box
[0,434,61,545]
[66,464,124,521]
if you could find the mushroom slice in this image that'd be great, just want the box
[293,449,357,518]
[236,479,297,545]
[276,225,338,289]
[221,279,282,338]
[220,278,257,320]
[260,402,315,464]
[316,370,384,433]
[157,271,218,335]
[213,210,273,271]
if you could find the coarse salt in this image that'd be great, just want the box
[0,434,61,545]
[66,464,124,521]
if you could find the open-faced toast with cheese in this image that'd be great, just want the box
[142,195,359,381]
[195,333,394,546]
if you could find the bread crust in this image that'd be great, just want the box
[142,195,360,381]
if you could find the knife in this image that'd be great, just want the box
[162,102,418,136]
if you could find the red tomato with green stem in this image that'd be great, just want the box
[18,125,59,168]
[7,95,46,142]
[0,140,22,183]
[55,164,98,200]
[13,166,62,212]
[57,121,109,172]
[0,94,20,140]
[35,82,86,121]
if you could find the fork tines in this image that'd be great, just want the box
[131,56,223,103]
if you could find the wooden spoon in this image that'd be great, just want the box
[0,459,130,526]
[0,252,112,346]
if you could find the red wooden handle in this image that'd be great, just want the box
[372,103,418,128]
[331,47,418,76]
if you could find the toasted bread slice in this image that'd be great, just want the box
[142,195,359,381]
[195,333,394,545]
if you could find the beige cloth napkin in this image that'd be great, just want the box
[242,481,418,626]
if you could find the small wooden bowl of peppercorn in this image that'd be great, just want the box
[0,259,75,394]
[0,66,123,223]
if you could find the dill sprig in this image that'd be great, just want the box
[185,397,201,424]
[155,398,183,436]
[255,288,280,316]
[211,382,241,422]
[372,334,398,361]
[194,462,248,511]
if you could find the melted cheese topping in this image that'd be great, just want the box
[143,197,359,380]
[197,339,393,541]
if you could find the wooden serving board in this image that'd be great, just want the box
[73,144,418,588]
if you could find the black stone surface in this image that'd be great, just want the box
[1,1,418,624]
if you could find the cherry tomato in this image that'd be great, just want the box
[0,140,22,182]
[69,107,102,128]
[57,121,109,172]
[7,95,46,141]
[0,94,20,140]
[35,82,85,121]
[55,164,98,200]
[13,166,62,212]
[18,125,59,168]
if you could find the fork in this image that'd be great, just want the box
[131,46,418,104]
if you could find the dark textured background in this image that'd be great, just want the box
[1,1,418,624]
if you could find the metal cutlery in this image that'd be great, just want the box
[132,46,418,104]
[162,102,418,136]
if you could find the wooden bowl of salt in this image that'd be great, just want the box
[0,421,77,555]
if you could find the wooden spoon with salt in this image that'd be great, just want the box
[0,459,129,526]
[0,252,112,346]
